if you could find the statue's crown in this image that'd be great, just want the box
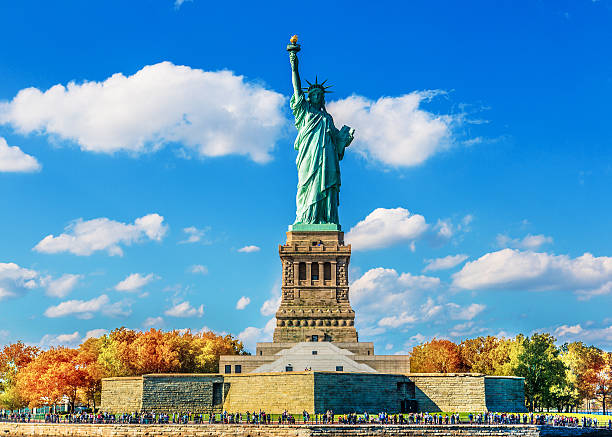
[302,76,333,94]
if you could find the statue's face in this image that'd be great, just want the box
[308,89,324,107]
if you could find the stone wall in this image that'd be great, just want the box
[100,377,142,413]
[411,374,487,412]
[314,372,412,414]
[141,374,224,413]
[354,355,410,374]
[224,372,314,413]
[101,372,526,414]
[485,376,527,412]
[3,423,610,437]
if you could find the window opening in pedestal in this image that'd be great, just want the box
[324,262,331,280]
[224,365,231,373]
[311,263,319,281]
[299,263,306,280]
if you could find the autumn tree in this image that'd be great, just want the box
[459,335,525,375]
[17,347,89,412]
[0,342,40,410]
[97,327,248,377]
[410,339,463,373]
[583,350,612,415]
[77,337,105,410]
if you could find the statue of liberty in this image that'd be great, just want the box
[287,36,355,226]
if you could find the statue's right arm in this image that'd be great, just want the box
[290,52,302,97]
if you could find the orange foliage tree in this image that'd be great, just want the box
[410,338,463,373]
[97,327,247,377]
[0,342,40,410]
[17,347,89,412]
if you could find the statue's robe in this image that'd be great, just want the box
[290,92,353,224]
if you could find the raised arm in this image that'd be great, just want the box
[289,52,302,97]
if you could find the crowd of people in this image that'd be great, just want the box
[1,410,611,428]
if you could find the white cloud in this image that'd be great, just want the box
[189,264,208,275]
[431,215,472,244]
[164,301,204,318]
[327,91,459,167]
[0,137,40,172]
[84,329,108,341]
[143,316,164,328]
[351,267,484,332]
[423,254,468,272]
[45,273,82,298]
[554,324,583,337]
[39,331,80,347]
[180,226,209,244]
[238,245,260,253]
[0,262,39,300]
[236,296,250,310]
[34,213,167,256]
[346,208,428,251]
[496,233,553,250]
[452,248,612,298]
[0,62,286,163]
[552,322,612,348]
[44,294,131,318]
[115,273,157,292]
[378,312,418,328]
[447,302,486,320]
[238,318,275,352]
[260,282,281,316]
[174,0,192,8]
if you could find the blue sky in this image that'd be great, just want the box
[1,0,611,353]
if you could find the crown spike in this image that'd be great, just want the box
[320,79,327,86]
[305,79,312,86]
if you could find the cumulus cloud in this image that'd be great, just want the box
[423,254,468,272]
[143,316,164,328]
[189,264,208,275]
[452,248,612,299]
[0,262,39,300]
[496,233,553,250]
[180,226,209,244]
[43,273,81,298]
[238,318,275,352]
[115,273,157,292]
[328,91,459,167]
[447,303,486,320]
[351,267,484,332]
[34,213,167,256]
[346,208,428,251]
[0,137,41,172]
[0,62,286,163]
[260,282,281,316]
[44,294,131,318]
[552,322,612,348]
[39,331,81,347]
[84,329,108,340]
[164,301,204,317]
[236,296,250,310]
[238,245,260,253]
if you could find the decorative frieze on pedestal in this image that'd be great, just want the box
[273,229,358,343]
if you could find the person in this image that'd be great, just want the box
[288,48,355,225]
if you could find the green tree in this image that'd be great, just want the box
[515,333,566,411]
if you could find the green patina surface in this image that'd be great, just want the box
[289,223,341,231]
[288,41,354,226]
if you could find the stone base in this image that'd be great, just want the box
[100,372,527,415]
